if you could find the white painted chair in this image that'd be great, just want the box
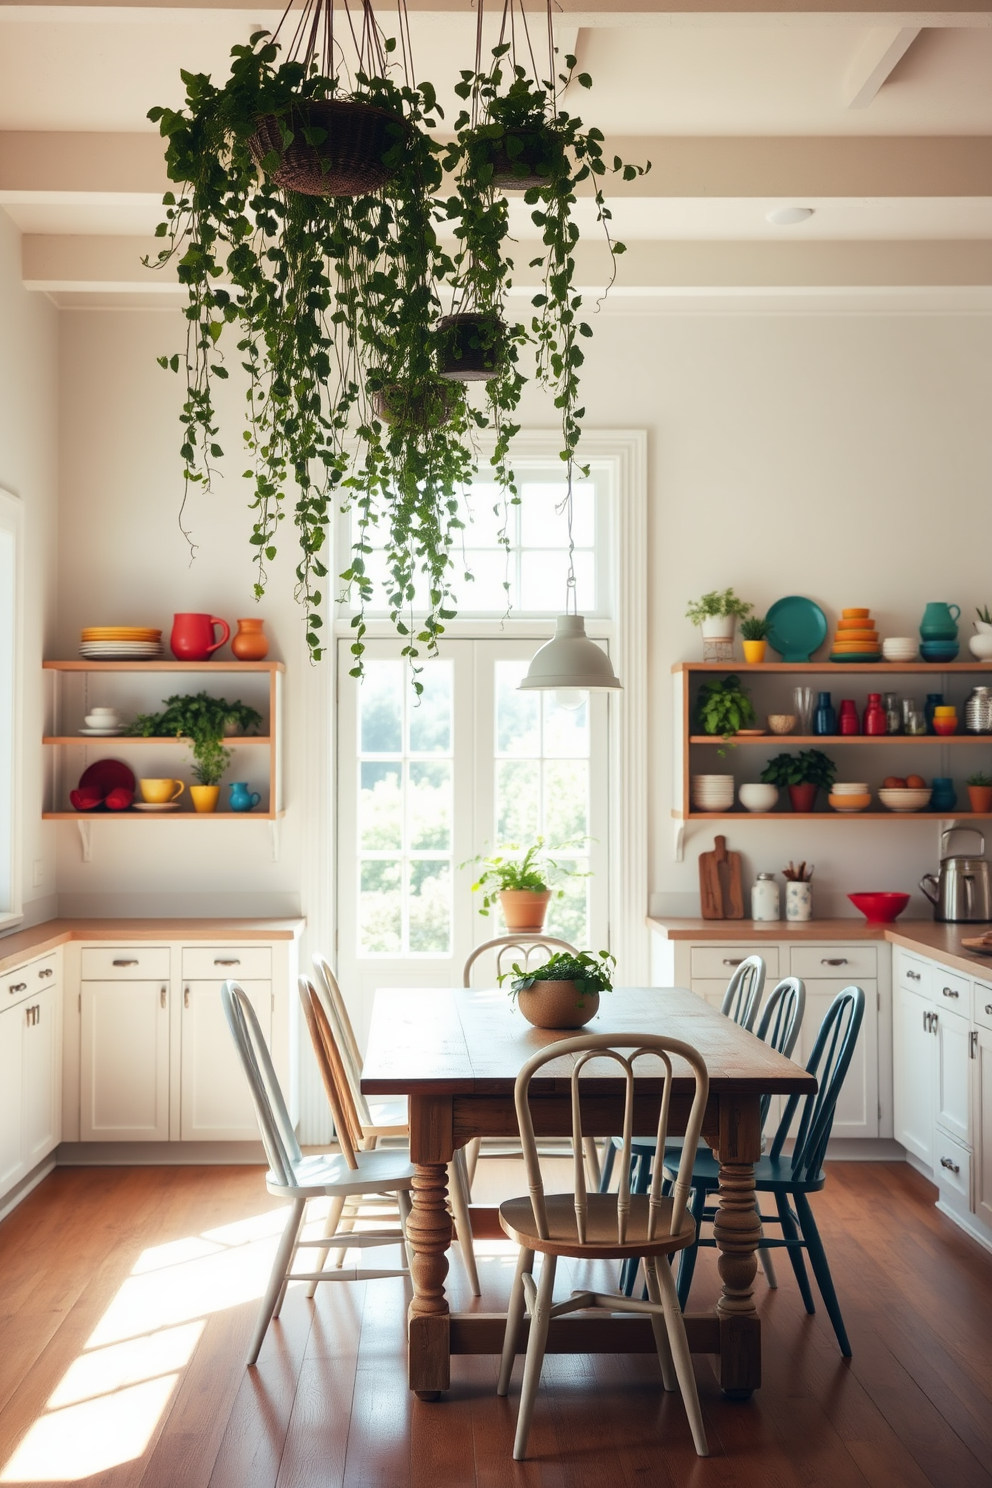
[496,1032,710,1461]
[308,960,480,1296]
[221,980,413,1368]
[720,953,767,1030]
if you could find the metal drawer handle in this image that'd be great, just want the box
[906,969,921,981]
[113,959,139,967]
[8,982,26,994]
[722,958,743,967]
[942,987,960,999]
[821,958,848,966]
[940,1157,960,1174]
[38,968,54,979]
[214,958,241,966]
[972,1030,979,1058]
[986,1004,992,1016]
[160,987,167,1009]
[184,986,190,1009]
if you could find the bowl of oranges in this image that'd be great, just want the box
[878,775,931,812]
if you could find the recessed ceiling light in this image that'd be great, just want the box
[766,207,815,226]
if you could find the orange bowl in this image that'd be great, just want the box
[829,792,871,811]
[842,608,870,619]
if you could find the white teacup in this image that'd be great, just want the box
[85,707,121,728]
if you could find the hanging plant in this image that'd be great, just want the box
[147,0,493,684]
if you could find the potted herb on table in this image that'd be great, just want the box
[740,616,770,664]
[501,949,615,1029]
[126,692,263,812]
[760,750,837,813]
[685,588,753,644]
[466,838,588,932]
[967,772,992,814]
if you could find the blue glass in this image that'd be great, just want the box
[813,690,836,735]
[924,693,944,735]
[930,777,957,812]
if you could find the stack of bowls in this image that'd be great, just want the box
[921,638,960,663]
[830,608,881,663]
[882,636,918,662]
[933,705,958,736]
[691,774,735,812]
[828,782,871,813]
[878,785,932,812]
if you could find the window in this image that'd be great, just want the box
[0,487,22,929]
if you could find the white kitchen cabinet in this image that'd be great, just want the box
[801,980,878,1139]
[0,1002,23,1192]
[934,1003,972,1148]
[180,978,271,1140]
[80,979,170,1140]
[21,985,62,1169]
[893,981,936,1166]
[973,1022,992,1232]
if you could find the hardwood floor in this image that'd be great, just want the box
[0,1159,990,1488]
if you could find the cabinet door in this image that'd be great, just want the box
[80,981,170,1141]
[0,1002,24,1193]
[894,983,935,1166]
[934,1005,972,1147]
[799,980,878,1140]
[180,980,271,1141]
[974,1024,992,1231]
[21,985,62,1169]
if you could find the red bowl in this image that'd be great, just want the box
[848,891,911,923]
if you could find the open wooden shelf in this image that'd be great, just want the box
[672,661,992,674]
[43,660,284,672]
[689,734,991,746]
[43,736,274,746]
[43,810,285,821]
[673,810,992,822]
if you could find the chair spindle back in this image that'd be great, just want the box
[754,975,806,1129]
[720,954,766,1030]
[463,936,576,988]
[771,985,865,1182]
[298,976,363,1169]
[222,980,302,1188]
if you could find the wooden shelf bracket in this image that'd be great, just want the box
[673,819,686,863]
[76,819,93,863]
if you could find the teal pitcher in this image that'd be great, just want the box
[920,602,961,639]
[228,782,260,812]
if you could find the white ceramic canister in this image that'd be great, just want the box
[785,880,813,923]
[751,873,781,922]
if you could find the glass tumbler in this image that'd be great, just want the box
[793,686,814,735]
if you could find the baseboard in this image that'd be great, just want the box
[936,1200,992,1255]
[57,1141,266,1166]
[823,1139,906,1161]
[0,1156,57,1223]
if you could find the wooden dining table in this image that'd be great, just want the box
[362,984,816,1402]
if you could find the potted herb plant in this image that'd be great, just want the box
[685,588,753,643]
[967,772,992,814]
[695,674,756,740]
[126,692,263,813]
[760,749,837,813]
[501,948,615,1029]
[740,615,770,664]
[465,838,588,931]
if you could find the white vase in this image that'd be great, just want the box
[969,633,992,660]
[785,881,812,923]
[700,615,736,642]
[976,620,992,635]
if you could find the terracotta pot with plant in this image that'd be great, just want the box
[501,949,615,1030]
[126,692,263,813]
[967,772,992,814]
[740,615,770,664]
[760,749,837,813]
[465,838,588,932]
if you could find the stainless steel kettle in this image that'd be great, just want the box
[920,827,992,922]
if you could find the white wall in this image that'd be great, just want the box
[0,206,59,928]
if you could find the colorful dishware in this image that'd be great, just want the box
[170,613,231,662]
[765,596,828,662]
[848,892,910,922]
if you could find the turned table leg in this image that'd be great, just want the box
[711,1094,762,1399]
[407,1094,456,1399]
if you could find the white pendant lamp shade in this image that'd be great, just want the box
[518,614,622,691]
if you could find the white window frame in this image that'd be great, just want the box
[0,487,23,931]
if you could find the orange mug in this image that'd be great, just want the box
[170,612,230,661]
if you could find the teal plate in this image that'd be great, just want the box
[829,653,882,664]
[766,596,828,662]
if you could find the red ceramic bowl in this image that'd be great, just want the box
[848,891,911,923]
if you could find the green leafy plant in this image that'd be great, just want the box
[501,948,616,999]
[760,750,837,790]
[967,771,992,787]
[696,674,756,739]
[740,615,770,641]
[685,588,753,626]
[126,692,263,786]
[464,837,588,916]
[977,606,992,625]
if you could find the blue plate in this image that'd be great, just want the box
[766,596,828,662]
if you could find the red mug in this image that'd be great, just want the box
[170,612,230,661]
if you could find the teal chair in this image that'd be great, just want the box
[662,984,865,1356]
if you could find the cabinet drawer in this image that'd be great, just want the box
[689,946,779,980]
[81,947,170,981]
[974,980,992,1032]
[181,946,272,980]
[934,1135,971,1207]
[4,954,58,1006]
[932,966,970,1009]
[895,950,930,996]
[790,944,877,980]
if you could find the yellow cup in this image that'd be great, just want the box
[139,778,185,804]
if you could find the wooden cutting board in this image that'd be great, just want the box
[699,835,744,920]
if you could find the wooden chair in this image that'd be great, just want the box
[300,974,480,1296]
[662,985,865,1355]
[496,1032,710,1461]
[221,981,413,1367]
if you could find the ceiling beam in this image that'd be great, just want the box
[843,24,921,107]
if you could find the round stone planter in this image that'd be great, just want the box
[516,981,600,1030]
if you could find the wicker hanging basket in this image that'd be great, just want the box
[248,98,404,197]
[435,313,508,383]
[487,126,562,192]
[373,381,458,429]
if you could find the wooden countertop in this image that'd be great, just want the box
[647,916,992,980]
[0,917,304,975]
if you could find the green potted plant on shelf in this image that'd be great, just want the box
[685,588,753,643]
[760,749,837,813]
[695,674,756,742]
[126,692,263,812]
[464,837,588,931]
[740,615,770,664]
[967,771,992,814]
[500,948,615,1029]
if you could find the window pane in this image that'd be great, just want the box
[545,760,589,843]
[360,662,402,753]
[546,866,589,946]
[359,860,402,954]
[496,662,539,756]
[458,550,512,612]
[519,481,594,548]
[409,761,451,851]
[409,662,452,754]
[520,550,594,612]
[409,861,451,953]
[496,759,540,845]
[455,483,514,547]
[543,692,589,758]
[359,762,402,850]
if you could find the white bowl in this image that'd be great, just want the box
[832,782,869,793]
[882,638,918,660]
[878,787,931,812]
[738,783,779,812]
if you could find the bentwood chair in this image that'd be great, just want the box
[221,981,413,1367]
[662,984,865,1355]
[462,936,602,1191]
[301,975,481,1296]
[497,1033,710,1461]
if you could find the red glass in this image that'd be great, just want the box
[838,699,860,735]
[863,692,887,736]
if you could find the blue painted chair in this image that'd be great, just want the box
[662,984,866,1356]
